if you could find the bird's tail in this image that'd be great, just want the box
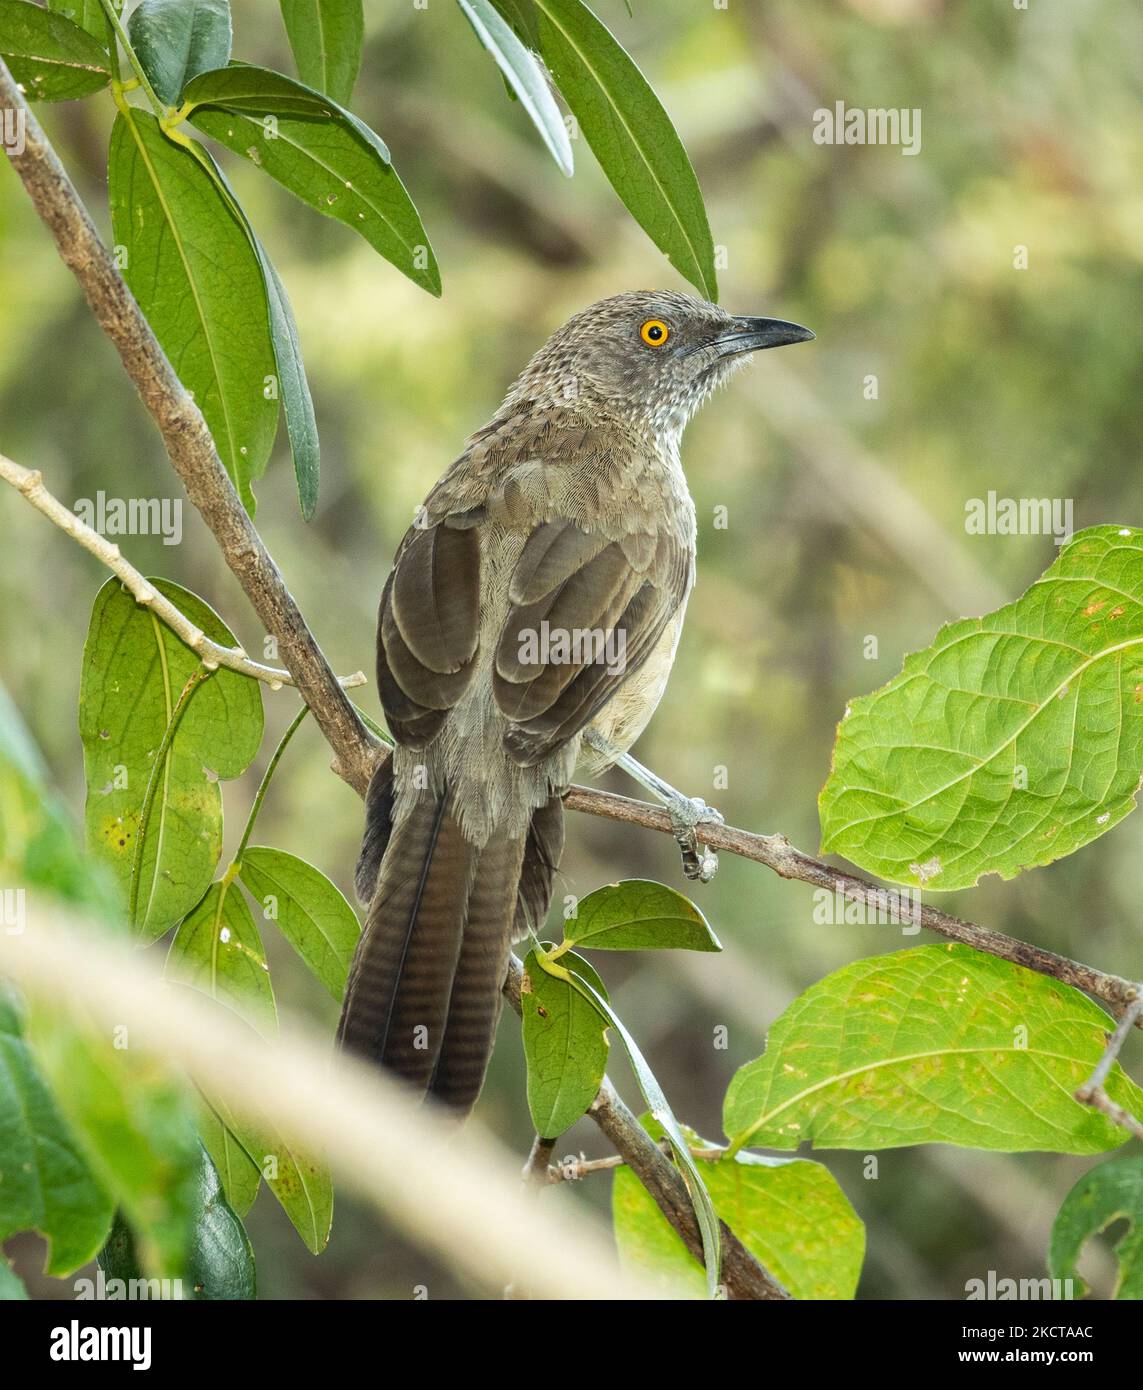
[339,768,563,1114]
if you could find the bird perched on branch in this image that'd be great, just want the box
[339,290,813,1114]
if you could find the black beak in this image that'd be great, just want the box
[711,316,815,357]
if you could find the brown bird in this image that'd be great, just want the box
[338,290,813,1113]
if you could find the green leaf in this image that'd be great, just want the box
[278,0,362,107]
[724,944,1143,1155]
[491,0,542,50]
[182,138,320,520]
[170,987,332,1253]
[1049,1156,1143,1299]
[0,680,118,917]
[0,1256,27,1300]
[457,0,573,176]
[166,881,278,1036]
[98,1148,257,1299]
[0,0,109,100]
[614,1120,864,1299]
[26,995,202,1279]
[198,1101,261,1217]
[0,988,113,1276]
[820,525,1143,890]
[46,0,106,44]
[556,956,722,1296]
[127,0,232,106]
[185,65,441,296]
[564,878,720,952]
[532,0,717,299]
[261,250,320,519]
[521,949,608,1137]
[210,1093,332,1254]
[238,846,359,1001]
[108,109,280,513]
[79,577,263,938]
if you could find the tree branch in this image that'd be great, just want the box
[0,452,367,693]
[562,784,1143,1026]
[0,62,380,795]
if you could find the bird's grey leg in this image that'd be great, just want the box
[584,731,722,883]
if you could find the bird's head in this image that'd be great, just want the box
[505,289,814,439]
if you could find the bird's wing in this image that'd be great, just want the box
[493,513,690,767]
[375,513,481,746]
[376,414,691,762]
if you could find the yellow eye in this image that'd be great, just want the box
[640,318,670,347]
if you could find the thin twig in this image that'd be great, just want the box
[0,453,366,693]
[1075,990,1143,1142]
[545,1141,725,1184]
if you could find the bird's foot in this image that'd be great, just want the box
[667,795,723,883]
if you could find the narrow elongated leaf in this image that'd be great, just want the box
[521,949,608,1137]
[0,0,109,100]
[564,878,720,952]
[198,1101,261,1217]
[457,0,573,175]
[184,139,320,519]
[1049,1157,1143,1300]
[26,995,202,1279]
[0,989,112,1276]
[108,110,280,512]
[184,62,388,151]
[185,65,441,295]
[79,577,263,938]
[820,526,1143,890]
[724,945,1143,1155]
[491,0,542,49]
[532,0,716,299]
[278,0,362,106]
[46,0,106,44]
[239,847,359,1000]
[98,1149,256,1299]
[127,0,232,105]
[614,1120,863,1299]
[210,1093,332,1254]
[166,881,277,1036]
[261,251,320,518]
[171,989,332,1253]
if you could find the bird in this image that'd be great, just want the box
[338,289,814,1114]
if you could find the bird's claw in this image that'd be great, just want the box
[669,796,723,883]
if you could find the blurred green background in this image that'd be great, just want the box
[3,0,1142,1298]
